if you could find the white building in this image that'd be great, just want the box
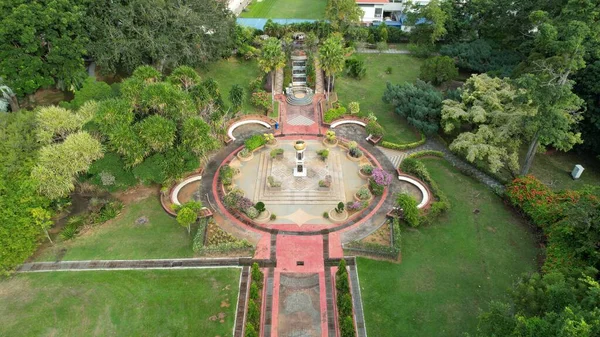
[356,0,430,29]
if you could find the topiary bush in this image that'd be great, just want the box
[345,56,366,79]
[255,201,265,214]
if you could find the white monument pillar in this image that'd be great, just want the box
[293,140,307,177]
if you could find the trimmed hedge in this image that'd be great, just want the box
[407,150,444,159]
[246,262,264,337]
[336,259,356,337]
[380,132,426,151]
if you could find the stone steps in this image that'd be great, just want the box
[378,147,407,168]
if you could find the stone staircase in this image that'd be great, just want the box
[285,91,313,106]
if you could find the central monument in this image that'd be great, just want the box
[293,140,307,177]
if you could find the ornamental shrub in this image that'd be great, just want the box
[270,148,284,158]
[348,101,360,114]
[356,187,371,200]
[324,106,347,123]
[247,299,260,327]
[317,149,329,160]
[219,165,234,185]
[336,202,345,213]
[396,193,420,227]
[345,56,366,79]
[349,146,363,158]
[341,315,355,337]
[249,283,260,301]
[255,202,265,213]
[245,322,258,337]
[251,262,263,285]
[245,206,259,219]
[360,164,373,175]
[245,134,266,151]
[366,120,385,137]
[250,90,270,112]
[371,168,392,186]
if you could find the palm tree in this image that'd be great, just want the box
[258,38,286,102]
[318,34,346,101]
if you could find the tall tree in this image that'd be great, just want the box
[36,106,87,145]
[573,60,600,156]
[325,0,362,32]
[136,115,177,153]
[407,0,448,45]
[258,38,286,102]
[441,74,537,174]
[85,0,235,74]
[517,3,599,174]
[319,34,346,101]
[0,0,88,96]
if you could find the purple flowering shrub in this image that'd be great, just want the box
[371,168,392,186]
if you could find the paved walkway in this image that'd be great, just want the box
[274,69,284,95]
[314,58,324,94]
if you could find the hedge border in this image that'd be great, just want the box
[380,132,426,150]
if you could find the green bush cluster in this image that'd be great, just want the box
[246,262,263,337]
[336,259,356,337]
[399,157,450,222]
[219,165,235,186]
[86,152,137,191]
[396,193,420,227]
[324,106,347,123]
[365,120,385,137]
[270,148,283,158]
[192,221,207,252]
[406,150,444,159]
[345,56,366,79]
[245,134,266,151]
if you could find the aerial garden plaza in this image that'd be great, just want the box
[1,0,600,336]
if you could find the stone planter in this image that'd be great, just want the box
[255,209,271,223]
[346,152,363,162]
[237,151,253,162]
[322,138,338,148]
[358,169,372,180]
[328,209,349,223]
[354,192,373,202]
[267,185,282,191]
[319,185,331,191]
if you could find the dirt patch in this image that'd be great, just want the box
[220,300,230,308]
[361,222,391,246]
[208,312,227,323]
[113,186,157,205]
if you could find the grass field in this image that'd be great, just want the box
[35,196,193,261]
[240,0,327,19]
[336,53,423,144]
[358,158,539,337]
[198,58,263,115]
[0,269,240,336]
[521,150,600,191]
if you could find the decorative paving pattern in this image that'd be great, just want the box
[277,273,322,337]
[253,149,345,204]
[287,114,315,126]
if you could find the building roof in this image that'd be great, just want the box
[356,0,389,4]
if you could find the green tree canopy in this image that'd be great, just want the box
[36,106,87,145]
[0,0,88,96]
[319,33,347,100]
[419,56,458,86]
[136,115,177,153]
[441,74,537,174]
[382,79,443,135]
[258,38,286,100]
[407,0,448,45]
[325,0,362,32]
[85,0,235,74]
[573,60,600,157]
[60,77,114,110]
[167,66,201,92]
[31,131,104,199]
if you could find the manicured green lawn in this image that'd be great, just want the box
[0,269,240,336]
[525,151,600,191]
[336,53,423,144]
[358,158,539,337]
[198,57,263,115]
[240,0,326,19]
[36,196,193,261]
